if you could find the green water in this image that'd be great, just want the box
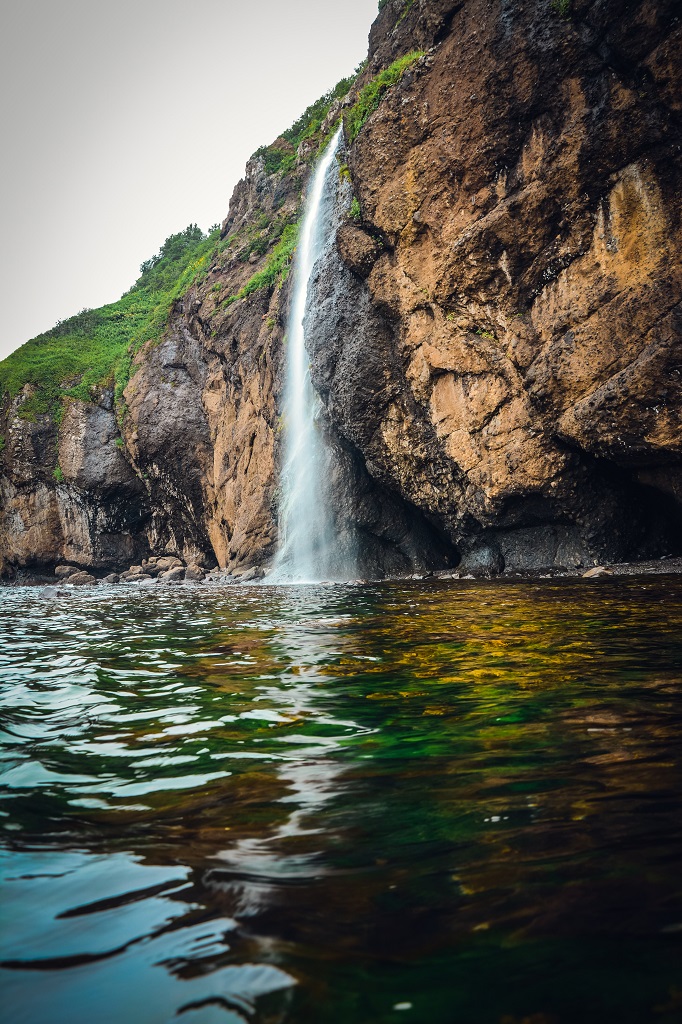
[1,578,681,1023]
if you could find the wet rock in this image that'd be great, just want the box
[459,543,505,577]
[582,566,613,578]
[55,565,79,578]
[119,566,146,581]
[234,566,264,583]
[184,564,206,582]
[100,573,120,584]
[67,571,97,586]
[141,561,163,577]
[160,566,185,582]
[336,224,383,278]
[156,556,184,572]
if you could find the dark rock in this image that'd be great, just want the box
[55,565,79,578]
[459,543,505,577]
[336,224,383,278]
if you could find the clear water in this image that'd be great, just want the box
[273,126,355,583]
[1,578,682,1023]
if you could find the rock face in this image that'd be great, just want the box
[1,0,680,576]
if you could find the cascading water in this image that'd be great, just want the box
[272,126,353,583]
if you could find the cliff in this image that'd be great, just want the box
[1,0,680,578]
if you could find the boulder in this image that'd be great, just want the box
[100,573,120,584]
[55,565,79,578]
[582,566,612,578]
[459,543,505,577]
[160,566,185,582]
[235,566,264,583]
[156,556,184,571]
[67,571,97,586]
[184,564,206,582]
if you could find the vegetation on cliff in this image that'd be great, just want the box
[0,225,219,420]
[254,73,358,177]
[346,51,425,142]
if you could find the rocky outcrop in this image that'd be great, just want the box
[322,0,682,570]
[0,387,149,572]
[1,0,680,576]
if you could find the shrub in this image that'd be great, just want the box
[346,51,425,143]
[350,197,362,221]
[53,466,64,483]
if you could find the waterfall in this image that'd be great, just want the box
[272,126,352,583]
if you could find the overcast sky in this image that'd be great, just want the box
[0,0,378,360]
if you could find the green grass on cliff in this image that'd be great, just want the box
[0,225,220,420]
[255,71,359,177]
[223,222,300,308]
[346,50,425,142]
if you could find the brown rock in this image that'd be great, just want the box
[184,564,206,581]
[582,566,612,578]
[160,566,185,582]
[66,571,97,586]
[336,224,383,278]
[100,573,120,584]
[155,556,184,571]
[55,564,79,578]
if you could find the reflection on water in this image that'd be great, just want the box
[1,579,682,1023]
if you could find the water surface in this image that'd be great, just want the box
[1,578,682,1023]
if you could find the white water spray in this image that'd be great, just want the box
[272,126,350,582]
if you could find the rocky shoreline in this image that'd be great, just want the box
[3,556,682,589]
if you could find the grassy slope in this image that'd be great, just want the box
[0,47,423,425]
[0,225,220,421]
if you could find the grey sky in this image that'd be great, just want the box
[0,0,378,360]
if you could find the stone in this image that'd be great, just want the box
[234,566,264,583]
[184,564,206,582]
[55,564,79,578]
[67,571,97,586]
[459,544,505,577]
[100,573,120,584]
[156,556,184,571]
[582,566,612,578]
[160,566,185,582]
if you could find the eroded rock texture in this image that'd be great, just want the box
[1,0,680,575]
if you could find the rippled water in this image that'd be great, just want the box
[1,578,682,1024]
